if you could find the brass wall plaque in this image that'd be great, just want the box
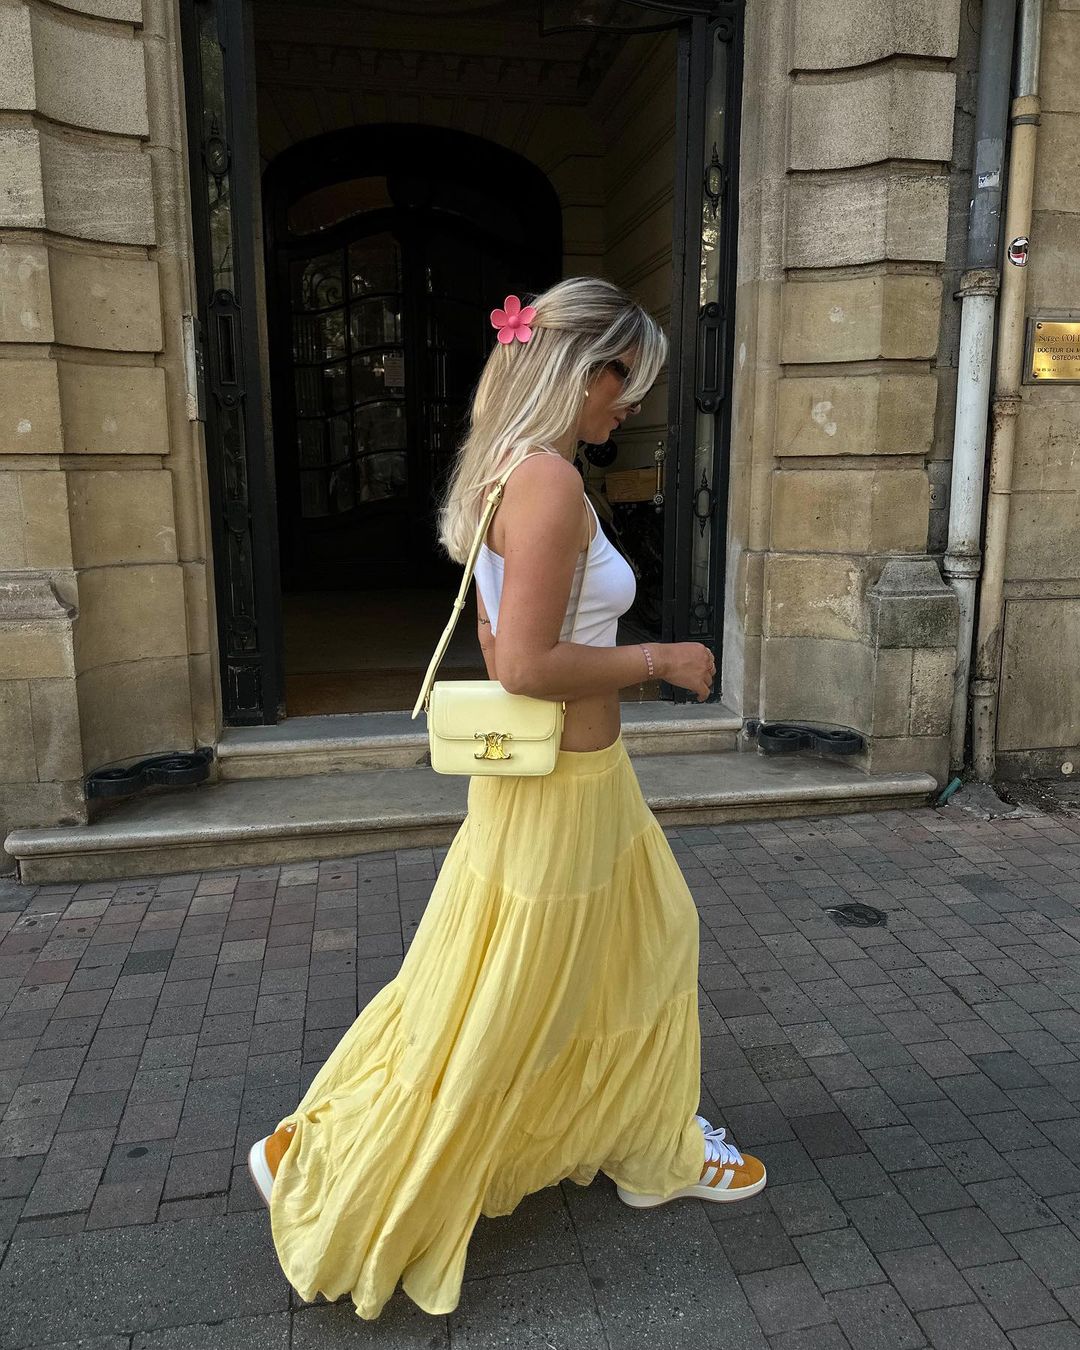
[1031,320,1080,382]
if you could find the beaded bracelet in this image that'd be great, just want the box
[640,644,654,679]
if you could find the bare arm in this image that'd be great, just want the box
[492,454,710,701]
[479,573,646,695]
[475,585,498,681]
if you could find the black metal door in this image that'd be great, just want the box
[664,8,743,700]
[180,0,284,724]
[542,1,744,701]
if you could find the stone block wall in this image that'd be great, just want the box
[726,0,966,784]
[994,1,1080,777]
[0,0,214,870]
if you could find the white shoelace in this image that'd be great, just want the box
[695,1114,744,1169]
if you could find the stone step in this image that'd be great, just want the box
[5,752,937,883]
[215,700,745,779]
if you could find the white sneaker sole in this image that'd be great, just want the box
[616,1168,767,1208]
[247,1136,274,1207]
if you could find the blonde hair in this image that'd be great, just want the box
[435,275,668,564]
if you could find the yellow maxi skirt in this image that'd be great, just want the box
[268,733,706,1319]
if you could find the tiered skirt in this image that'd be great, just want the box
[268,733,706,1319]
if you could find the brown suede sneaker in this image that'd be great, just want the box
[616,1114,767,1208]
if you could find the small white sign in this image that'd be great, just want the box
[382,354,405,388]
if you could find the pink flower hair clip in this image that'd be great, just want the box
[490,294,537,344]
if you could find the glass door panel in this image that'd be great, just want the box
[349,236,402,296]
[292,252,344,310]
[269,152,560,589]
[286,230,408,532]
[357,451,409,503]
[350,298,402,348]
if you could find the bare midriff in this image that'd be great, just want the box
[560,689,622,754]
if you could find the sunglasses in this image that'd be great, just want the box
[607,358,633,385]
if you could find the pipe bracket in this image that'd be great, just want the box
[943,551,982,580]
[955,267,1000,300]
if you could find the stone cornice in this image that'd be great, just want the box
[0,572,77,621]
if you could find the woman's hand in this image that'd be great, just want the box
[655,643,715,702]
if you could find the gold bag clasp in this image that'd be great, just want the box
[474,731,513,761]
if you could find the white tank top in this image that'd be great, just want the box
[474,448,637,648]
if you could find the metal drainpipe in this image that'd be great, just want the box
[943,0,1020,772]
[971,0,1043,782]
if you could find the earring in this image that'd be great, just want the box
[584,389,590,398]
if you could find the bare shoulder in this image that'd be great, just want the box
[494,450,582,554]
[500,450,581,516]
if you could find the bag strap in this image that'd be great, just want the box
[411,450,593,718]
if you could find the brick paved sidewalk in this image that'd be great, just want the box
[2,802,1080,1348]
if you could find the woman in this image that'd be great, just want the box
[247,277,766,1320]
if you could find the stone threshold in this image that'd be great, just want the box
[6,752,937,883]
[215,700,745,778]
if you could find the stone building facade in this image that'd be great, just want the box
[1,0,1078,875]
[1,0,211,870]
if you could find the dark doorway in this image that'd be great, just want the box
[263,127,563,592]
[182,0,743,725]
